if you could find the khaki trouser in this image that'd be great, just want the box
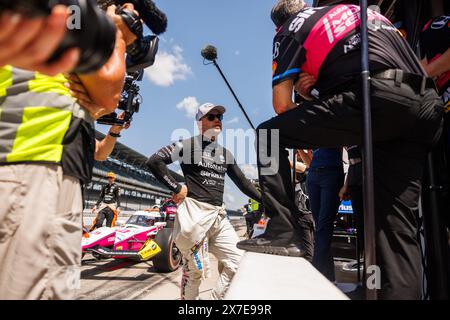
[178,203,243,300]
[0,164,82,300]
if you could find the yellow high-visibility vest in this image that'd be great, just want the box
[0,66,95,181]
[250,198,260,211]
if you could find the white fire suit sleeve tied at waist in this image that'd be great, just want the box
[174,197,226,279]
[175,197,243,300]
[174,197,226,252]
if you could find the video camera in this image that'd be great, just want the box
[0,0,167,126]
[96,0,167,125]
[96,70,143,126]
[97,0,167,72]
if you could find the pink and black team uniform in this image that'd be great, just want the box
[247,4,444,300]
[272,5,423,94]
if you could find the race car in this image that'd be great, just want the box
[160,199,177,228]
[82,210,181,272]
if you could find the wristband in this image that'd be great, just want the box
[109,131,121,138]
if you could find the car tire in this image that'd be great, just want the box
[165,220,174,228]
[153,228,182,272]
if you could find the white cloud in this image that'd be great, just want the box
[240,164,258,180]
[146,45,192,87]
[226,117,239,124]
[224,177,251,210]
[235,50,240,56]
[176,96,200,118]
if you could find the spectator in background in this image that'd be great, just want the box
[420,14,450,229]
[291,149,312,212]
[306,148,344,281]
[291,150,315,260]
[339,146,364,255]
[90,172,121,230]
[244,198,263,238]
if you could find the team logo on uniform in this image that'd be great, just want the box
[289,7,317,33]
[431,16,450,29]
[273,42,280,59]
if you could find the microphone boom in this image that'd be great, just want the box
[201,45,218,61]
[201,45,255,130]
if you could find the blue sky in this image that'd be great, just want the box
[97,1,281,210]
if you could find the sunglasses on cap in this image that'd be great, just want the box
[204,113,223,121]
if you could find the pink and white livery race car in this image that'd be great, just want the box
[82,210,181,272]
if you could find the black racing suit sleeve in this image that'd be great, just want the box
[419,19,431,60]
[96,185,106,206]
[227,161,262,203]
[272,34,306,87]
[114,186,121,209]
[146,141,184,194]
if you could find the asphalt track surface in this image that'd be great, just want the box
[77,218,247,300]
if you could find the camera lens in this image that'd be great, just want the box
[0,0,117,74]
[47,0,117,74]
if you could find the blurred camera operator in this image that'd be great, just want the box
[0,3,138,299]
[237,0,444,300]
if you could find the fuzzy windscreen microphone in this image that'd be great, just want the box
[201,45,218,61]
[97,0,167,34]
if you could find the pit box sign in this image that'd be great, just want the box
[338,200,353,214]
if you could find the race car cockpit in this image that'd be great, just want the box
[126,212,166,227]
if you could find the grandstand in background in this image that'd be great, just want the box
[84,131,184,211]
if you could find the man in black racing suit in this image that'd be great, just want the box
[147,102,262,300]
[236,0,444,299]
[91,172,121,230]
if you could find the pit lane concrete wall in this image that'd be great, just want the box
[225,252,349,300]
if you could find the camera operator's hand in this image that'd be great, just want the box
[110,112,131,134]
[0,6,80,75]
[294,72,316,101]
[93,111,131,161]
[173,185,188,204]
[106,4,139,46]
[64,73,115,119]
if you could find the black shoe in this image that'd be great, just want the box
[236,236,306,257]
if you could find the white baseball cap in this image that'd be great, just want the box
[195,103,226,121]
